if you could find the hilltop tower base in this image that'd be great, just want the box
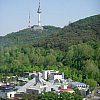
[33,25,43,31]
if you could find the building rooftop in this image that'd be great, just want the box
[58,88,74,92]
[0,85,14,91]
[71,82,86,87]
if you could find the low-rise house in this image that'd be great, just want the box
[58,88,74,93]
[0,85,16,99]
[71,82,86,90]
[71,82,89,97]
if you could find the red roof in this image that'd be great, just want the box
[10,98,21,100]
[58,88,74,92]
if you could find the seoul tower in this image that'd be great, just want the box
[33,0,43,30]
[37,0,41,26]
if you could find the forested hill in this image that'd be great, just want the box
[0,26,61,47]
[36,14,100,50]
[0,14,100,50]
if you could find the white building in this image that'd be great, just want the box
[43,70,64,80]
[51,74,63,80]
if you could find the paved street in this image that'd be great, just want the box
[92,87,100,100]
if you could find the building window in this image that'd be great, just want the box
[10,94,12,98]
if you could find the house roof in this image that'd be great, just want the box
[0,85,13,90]
[58,88,74,92]
[71,82,86,87]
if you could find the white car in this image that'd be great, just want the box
[97,91,100,94]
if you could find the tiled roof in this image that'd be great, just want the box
[71,82,86,87]
[58,88,74,92]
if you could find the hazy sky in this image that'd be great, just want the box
[0,0,100,36]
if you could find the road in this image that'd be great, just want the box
[86,87,100,100]
[92,87,100,100]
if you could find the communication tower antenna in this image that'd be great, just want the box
[28,12,31,28]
